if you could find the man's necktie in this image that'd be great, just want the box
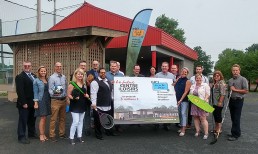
[28,73,34,82]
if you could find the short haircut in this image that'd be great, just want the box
[162,62,169,66]
[232,64,241,71]
[182,67,189,74]
[150,66,156,70]
[134,64,140,69]
[79,60,86,64]
[110,60,117,64]
[98,67,106,73]
[195,74,202,79]
[196,65,203,69]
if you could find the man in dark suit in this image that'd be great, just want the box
[87,60,99,79]
[15,61,37,144]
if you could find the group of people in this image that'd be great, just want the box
[15,60,124,145]
[173,64,248,142]
[15,59,248,145]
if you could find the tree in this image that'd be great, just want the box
[214,47,258,85]
[246,43,258,53]
[193,46,214,76]
[155,14,186,43]
[214,49,245,80]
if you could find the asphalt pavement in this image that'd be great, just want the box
[0,92,257,154]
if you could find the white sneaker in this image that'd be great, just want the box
[203,134,208,140]
[194,133,199,137]
[177,129,181,133]
[179,132,185,137]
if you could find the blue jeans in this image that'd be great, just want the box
[178,101,189,127]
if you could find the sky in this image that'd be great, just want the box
[1,0,258,64]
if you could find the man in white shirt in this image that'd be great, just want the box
[190,65,209,85]
[117,61,125,76]
[91,68,117,140]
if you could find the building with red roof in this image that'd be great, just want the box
[49,2,197,76]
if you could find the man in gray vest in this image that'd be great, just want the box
[228,64,248,141]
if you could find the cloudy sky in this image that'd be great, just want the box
[1,0,258,63]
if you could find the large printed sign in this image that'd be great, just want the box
[114,77,179,124]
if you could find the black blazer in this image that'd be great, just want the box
[86,69,98,79]
[15,71,37,108]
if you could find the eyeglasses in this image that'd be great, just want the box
[24,65,31,67]
[100,72,106,74]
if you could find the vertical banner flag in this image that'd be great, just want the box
[125,9,153,76]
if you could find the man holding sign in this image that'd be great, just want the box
[155,62,175,131]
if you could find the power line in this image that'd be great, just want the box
[1,1,83,23]
[2,0,65,17]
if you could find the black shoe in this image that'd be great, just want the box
[85,130,91,136]
[227,134,233,137]
[163,125,170,131]
[77,137,85,143]
[96,136,104,140]
[109,132,119,136]
[70,139,75,145]
[50,137,58,142]
[154,124,160,130]
[175,123,181,128]
[115,125,123,132]
[18,138,30,144]
[28,134,38,139]
[228,136,238,141]
[59,134,68,139]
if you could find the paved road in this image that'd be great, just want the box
[0,92,257,154]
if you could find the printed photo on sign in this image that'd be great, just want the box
[114,77,179,124]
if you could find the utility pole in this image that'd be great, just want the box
[48,0,57,25]
[36,0,41,32]
[54,0,56,25]
[0,19,4,69]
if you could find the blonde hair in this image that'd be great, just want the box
[232,64,241,71]
[195,74,202,80]
[72,68,85,84]
[182,67,189,74]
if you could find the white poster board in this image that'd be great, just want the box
[114,77,179,124]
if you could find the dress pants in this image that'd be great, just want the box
[93,109,113,138]
[49,99,66,138]
[187,102,192,126]
[84,104,91,131]
[229,98,244,138]
[17,107,36,140]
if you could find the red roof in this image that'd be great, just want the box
[50,2,197,60]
